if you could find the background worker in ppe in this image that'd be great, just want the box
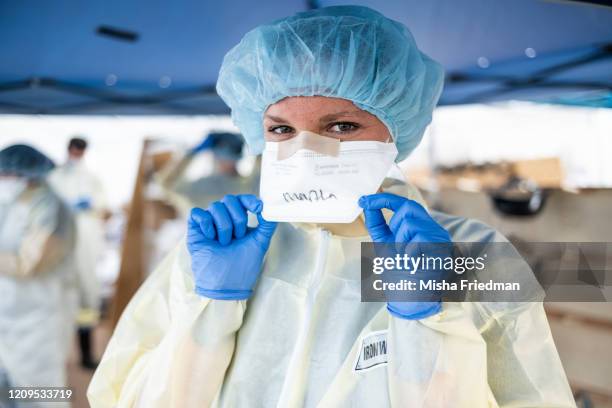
[156,131,259,218]
[49,137,107,370]
[0,144,77,408]
[88,6,575,408]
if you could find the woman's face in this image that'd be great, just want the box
[263,96,391,143]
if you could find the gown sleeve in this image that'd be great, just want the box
[387,301,575,407]
[87,241,246,408]
[386,211,576,407]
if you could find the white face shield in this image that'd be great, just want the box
[260,131,398,223]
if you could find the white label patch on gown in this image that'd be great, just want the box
[354,330,388,372]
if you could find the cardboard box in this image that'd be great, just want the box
[407,157,563,192]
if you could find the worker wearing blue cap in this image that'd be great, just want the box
[89,6,574,407]
[0,144,78,404]
[156,131,258,218]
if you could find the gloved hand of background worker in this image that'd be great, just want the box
[190,134,216,155]
[359,193,452,320]
[187,194,277,300]
[72,197,92,211]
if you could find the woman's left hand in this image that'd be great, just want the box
[358,193,452,320]
[358,193,451,244]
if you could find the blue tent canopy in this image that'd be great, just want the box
[1,0,611,114]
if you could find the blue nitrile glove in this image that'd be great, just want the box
[190,134,216,154]
[73,197,92,211]
[187,194,277,300]
[359,193,452,320]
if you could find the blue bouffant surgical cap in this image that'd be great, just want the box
[216,5,444,162]
[0,144,55,179]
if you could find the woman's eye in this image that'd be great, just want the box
[329,122,359,133]
[269,126,294,134]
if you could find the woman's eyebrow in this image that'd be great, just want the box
[319,110,365,123]
[263,114,288,123]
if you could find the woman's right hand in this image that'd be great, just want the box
[187,194,277,300]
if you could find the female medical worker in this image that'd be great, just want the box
[88,6,575,408]
[0,145,77,408]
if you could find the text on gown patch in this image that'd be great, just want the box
[354,330,388,372]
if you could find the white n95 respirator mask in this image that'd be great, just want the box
[0,178,27,203]
[260,131,398,223]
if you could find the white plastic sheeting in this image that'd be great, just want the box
[403,102,612,188]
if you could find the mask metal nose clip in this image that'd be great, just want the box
[276,131,340,160]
